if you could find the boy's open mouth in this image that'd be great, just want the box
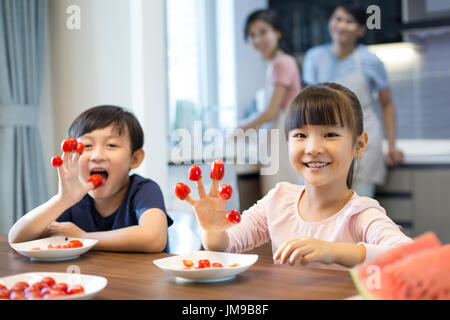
[90,168,109,181]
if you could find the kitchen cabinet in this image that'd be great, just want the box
[269,0,403,54]
[375,165,450,243]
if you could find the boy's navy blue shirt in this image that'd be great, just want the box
[57,174,173,252]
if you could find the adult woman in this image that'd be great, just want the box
[302,0,403,197]
[238,9,302,195]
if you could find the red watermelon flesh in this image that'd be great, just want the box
[350,231,444,299]
[375,244,450,300]
[357,231,441,280]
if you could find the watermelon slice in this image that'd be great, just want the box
[350,232,446,300]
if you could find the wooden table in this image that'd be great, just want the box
[0,235,358,300]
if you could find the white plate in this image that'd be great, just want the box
[153,251,258,282]
[0,272,107,300]
[10,236,98,261]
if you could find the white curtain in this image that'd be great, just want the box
[0,0,49,233]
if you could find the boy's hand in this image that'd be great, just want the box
[183,178,235,232]
[274,237,337,266]
[47,221,87,238]
[57,150,94,207]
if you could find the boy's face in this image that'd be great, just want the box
[77,124,140,200]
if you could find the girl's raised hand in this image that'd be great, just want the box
[176,161,238,232]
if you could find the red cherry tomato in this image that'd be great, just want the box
[61,138,72,153]
[174,182,191,200]
[69,137,78,151]
[40,277,56,288]
[31,247,41,250]
[30,282,45,292]
[210,159,225,180]
[0,288,10,299]
[10,281,29,293]
[76,142,84,155]
[188,164,202,181]
[24,289,42,300]
[196,259,211,269]
[9,291,25,300]
[67,284,85,295]
[229,263,239,267]
[218,184,233,200]
[44,288,66,299]
[69,240,83,248]
[54,283,68,293]
[88,174,104,189]
[212,262,223,268]
[183,259,194,268]
[51,155,64,168]
[226,210,241,224]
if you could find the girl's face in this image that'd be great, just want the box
[78,124,142,200]
[248,19,281,60]
[328,7,365,46]
[288,124,366,189]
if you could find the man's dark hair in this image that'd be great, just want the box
[334,0,367,26]
[68,105,144,154]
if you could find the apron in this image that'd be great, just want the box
[318,50,386,185]
[260,63,302,196]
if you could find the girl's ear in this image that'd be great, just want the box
[355,131,368,158]
[130,149,145,169]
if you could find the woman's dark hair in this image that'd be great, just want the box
[68,105,144,154]
[334,0,366,26]
[284,82,364,188]
[244,9,292,54]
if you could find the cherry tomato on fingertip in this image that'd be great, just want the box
[76,142,84,155]
[226,210,241,224]
[69,137,78,151]
[210,159,224,180]
[88,174,104,189]
[188,164,202,181]
[218,184,233,200]
[51,155,63,168]
[174,182,191,200]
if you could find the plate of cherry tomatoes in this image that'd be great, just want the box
[10,236,98,261]
[153,251,258,282]
[0,272,107,300]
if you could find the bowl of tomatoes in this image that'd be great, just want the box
[0,272,107,300]
[153,251,258,282]
[10,236,98,261]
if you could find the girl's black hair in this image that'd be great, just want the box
[334,0,366,26]
[68,105,144,154]
[244,8,292,54]
[285,82,364,188]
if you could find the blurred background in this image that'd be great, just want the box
[1,0,449,251]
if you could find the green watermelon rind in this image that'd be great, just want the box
[349,267,375,300]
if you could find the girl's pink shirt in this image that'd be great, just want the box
[268,54,301,111]
[225,182,412,270]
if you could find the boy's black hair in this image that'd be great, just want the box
[68,105,144,154]
[334,0,366,26]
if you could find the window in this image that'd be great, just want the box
[166,0,237,141]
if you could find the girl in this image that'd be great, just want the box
[238,9,301,195]
[184,83,411,269]
[302,0,404,197]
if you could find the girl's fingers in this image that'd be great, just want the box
[196,179,207,199]
[301,252,318,265]
[208,179,219,197]
[185,195,196,206]
[289,247,313,265]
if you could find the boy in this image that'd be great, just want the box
[9,105,173,253]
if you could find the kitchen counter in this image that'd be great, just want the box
[383,139,450,165]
